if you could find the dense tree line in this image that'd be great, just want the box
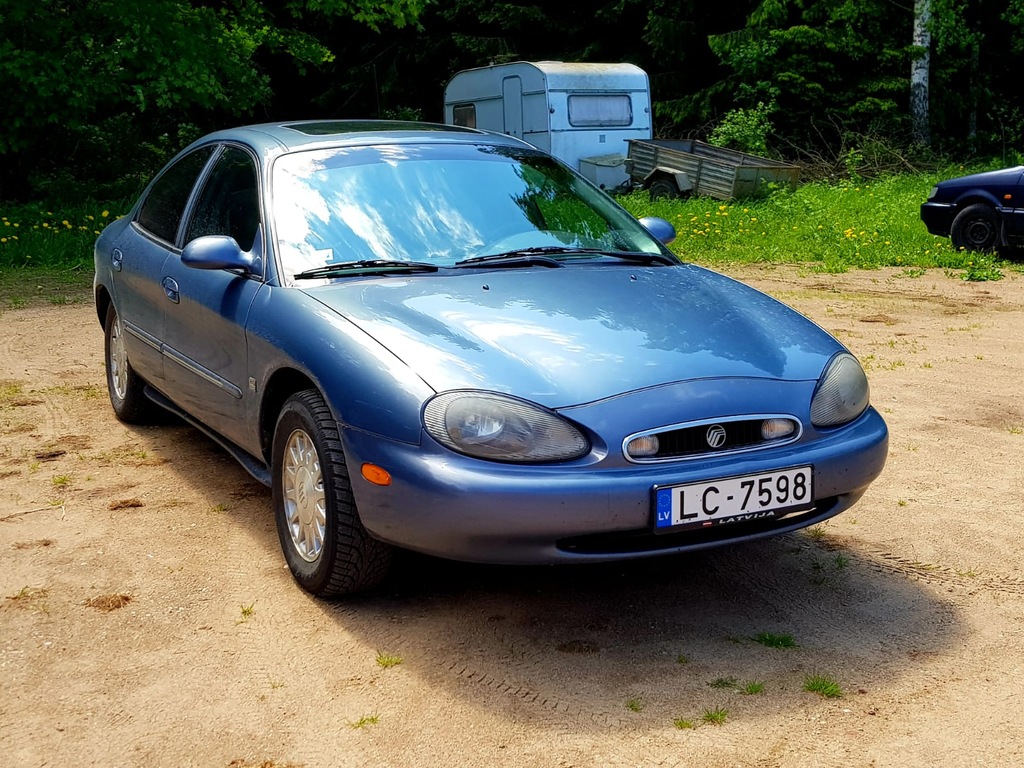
[3,0,1024,201]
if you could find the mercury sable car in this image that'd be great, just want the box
[93,121,888,597]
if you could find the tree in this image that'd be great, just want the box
[910,0,931,146]
[0,0,427,200]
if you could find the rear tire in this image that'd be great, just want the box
[272,390,392,597]
[950,204,1000,252]
[103,305,160,424]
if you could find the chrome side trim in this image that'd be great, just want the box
[162,346,244,399]
[122,321,162,352]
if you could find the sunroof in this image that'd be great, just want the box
[283,121,472,136]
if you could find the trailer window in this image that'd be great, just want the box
[452,104,476,128]
[567,95,632,127]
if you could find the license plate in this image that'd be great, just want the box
[653,466,813,531]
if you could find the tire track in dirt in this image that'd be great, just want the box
[803,535,1024,596]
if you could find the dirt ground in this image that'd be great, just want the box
[2,265,1024,768]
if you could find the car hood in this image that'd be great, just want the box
[938,166,1024,188]
[303,264,842,407]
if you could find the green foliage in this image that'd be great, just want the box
[0,204,127,269]
[0,0,429,201]
[804,674,843,698]
[702,0,910,146]
[749,632,798,649]
[709,102,776,156]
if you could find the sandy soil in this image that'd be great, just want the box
[2,265,1023,768]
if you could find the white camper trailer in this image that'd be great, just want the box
[443,61,652,189]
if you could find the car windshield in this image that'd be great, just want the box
[271,143,667,283]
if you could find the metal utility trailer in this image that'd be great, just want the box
[626,138,800,200]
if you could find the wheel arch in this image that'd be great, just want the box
[259,368,318,465]
[95,284,112,329]
[952,191,1003,212]
[643,169,692,196]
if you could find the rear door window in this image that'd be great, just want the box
[136,146,216,245]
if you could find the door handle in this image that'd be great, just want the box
[162,276,180,303]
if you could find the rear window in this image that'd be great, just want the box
[567,94,632,127]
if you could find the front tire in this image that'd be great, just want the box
[272,390,392,597]
[103,305,159,423]
[951,203,1000,252]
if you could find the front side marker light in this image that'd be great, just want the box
[361,463,392,486]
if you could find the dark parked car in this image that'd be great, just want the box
[94,121,888,597]
[921,165,1024,253]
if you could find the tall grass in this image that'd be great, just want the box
[617,169,1015,277]
[0,202,129,269]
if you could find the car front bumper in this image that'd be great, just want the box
[342,407,889,564]
[920,201,957,236]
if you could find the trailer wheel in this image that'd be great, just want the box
[648,179,680,201]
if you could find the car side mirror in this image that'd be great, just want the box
[638,216,676,245]
[181,235,257,273]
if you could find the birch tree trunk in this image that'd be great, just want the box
[911,0,932,146]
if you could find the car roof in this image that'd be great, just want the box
[196,120,527,156]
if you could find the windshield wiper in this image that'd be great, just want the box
[454,248,566,268]
[454,246,678,268]
[293,259,439,280]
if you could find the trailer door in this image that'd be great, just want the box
[502,76,523,139]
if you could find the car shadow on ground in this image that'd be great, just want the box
[320,523,959,730]
[154,424,962,732]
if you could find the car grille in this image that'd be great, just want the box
[623,416,801,463]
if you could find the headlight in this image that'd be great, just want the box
[927,185,939,200]
[423,391,589,462]
[810,353,870,427]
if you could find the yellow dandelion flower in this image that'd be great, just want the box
[12,223,19,227]
[102,210,109,217]
[1,237,6,243]
[42,222,49,228]
[88,215,95,221]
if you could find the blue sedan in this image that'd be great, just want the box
[93,121,888,596]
